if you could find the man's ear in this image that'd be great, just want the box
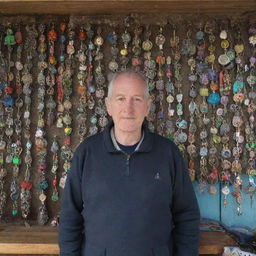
[146,97,152,116]
[105,97,112,116]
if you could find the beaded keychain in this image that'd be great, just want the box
[20,24,37,222]
[36,23,49,225]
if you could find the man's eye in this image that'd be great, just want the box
[117,98,125,101]
[135,98,142,102]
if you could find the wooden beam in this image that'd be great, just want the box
[0,0,255,15]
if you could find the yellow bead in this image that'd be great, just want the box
[221,40,229,49]
[199,88,209,97]
[234,44,244,54]
[64,127,72,134]
[120,49,128,56]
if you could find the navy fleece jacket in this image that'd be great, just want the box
[59,121,200,256]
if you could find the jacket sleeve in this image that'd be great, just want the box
[170,145,200,256]
[59,147,85,256]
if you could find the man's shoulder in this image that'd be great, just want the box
[150,131,177,150]
[75,131,104,153]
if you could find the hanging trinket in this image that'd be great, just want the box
[170,24,187,153]
[155,26,166,136]
[165,55,175,140]
[195,22,210,188]
[36,23,49,225]
[50,137,59,202]
[56,22,66,129]
[143,25,156,132]
[185,27,198,181]
[120,17,131,70]
[4,25,19,217]
[107,24,119,79]
[76,25,88,142]
[12,24,24,217]
[0,28,7,219]
[85,24,97,137]
[20,24,38,222]
[59,21,75,190]
[46,23,57,126]
[131,24,143,72]
[94,26,108,132]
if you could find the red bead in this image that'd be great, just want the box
[15,31,22,44]
[5,87,14,94]
[79,31,86,40]
[52,179,57,186]
[60,23,66,32]
[39,164,47,170]
[16,84,22,94]
[166,71,173,77]
[20,180,32,190]
[64,137,71,146]
[48,30,57,41]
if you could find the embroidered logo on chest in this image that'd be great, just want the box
[154,172,161,180]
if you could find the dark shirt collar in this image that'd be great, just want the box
[103,120,154,153]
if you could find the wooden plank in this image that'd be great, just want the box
[199,231,237,255]
[0,1,255,15]
[0,225,237,255]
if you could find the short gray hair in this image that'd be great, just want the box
[107,70,150,98]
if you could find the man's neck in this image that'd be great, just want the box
[113,127,142,146]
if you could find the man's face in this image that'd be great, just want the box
[105,74,151,134]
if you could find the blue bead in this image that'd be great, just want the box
[12,209,18,216]
[233,80,244,93]
[59,55,65,62]
[89,42,95,50]
[3,96,14,107]
[88,86,95,93]
[49,65,57,74]
[60,35,66,43]
[107,33,117,44]
[207,92,220,105]
[207,69,217,81]
[196,31,204,40]
[0,83,5,90]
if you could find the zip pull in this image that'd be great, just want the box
[125,154,130,176]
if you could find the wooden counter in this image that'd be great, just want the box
[0,225,237,255]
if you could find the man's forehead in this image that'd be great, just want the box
[113,76,145,89]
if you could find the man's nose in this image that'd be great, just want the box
[124,99,134,113]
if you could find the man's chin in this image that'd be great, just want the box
[117,124,140,133]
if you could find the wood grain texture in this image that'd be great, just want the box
[0,0,255,15]
[0,225,237,255]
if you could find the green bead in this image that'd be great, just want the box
[12,209,18,216]
[246,143,249,149]
[51,195,59,201]
[251,143,255,149]
[12,156,21,165]
[167,135,173,141]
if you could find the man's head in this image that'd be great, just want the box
[105,70,151,135]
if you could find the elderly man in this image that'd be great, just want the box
[59,70,200,256]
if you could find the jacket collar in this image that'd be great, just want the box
[103,120,154,153]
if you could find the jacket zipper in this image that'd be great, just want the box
[125,154,130,176]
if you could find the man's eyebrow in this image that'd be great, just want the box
[114,94,144,97]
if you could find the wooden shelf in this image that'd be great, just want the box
[0,225,237,255]
[0,0,255,15]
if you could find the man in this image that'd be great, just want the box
[59,70,200,256]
